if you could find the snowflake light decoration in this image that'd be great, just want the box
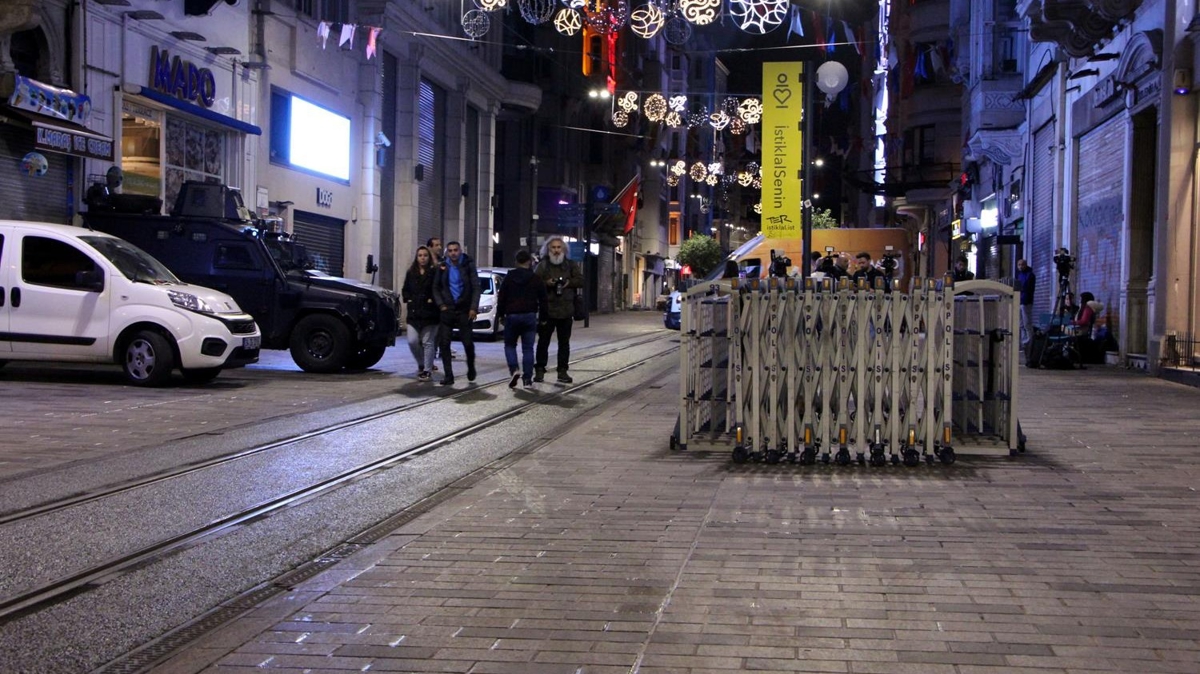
[612,109,630,128]
[666,174,680,187]
[678,0,719,25]
[709,111,730,130]
[689,161,707,181]
[477,0,507,10]
[668,95,687,112]
[554,8,583,34]
[737,171,753,186]
[519,0,557,23]
[746,161,761,175]
[728,0,788,34]
[663,15,692,44]
[728,118,748,135]
[670,160,686,176]
[617,91,639,113]
[738,98,763,124]
[462,10,491,38]
[721,97,740,116]
[643,94,667,121]
[629,3,665,38]
[705,174,718,186]
[687,110,707,127]
[751,175,762,189]
[665,111,683,127]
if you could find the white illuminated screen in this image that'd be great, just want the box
[289,96,350,181]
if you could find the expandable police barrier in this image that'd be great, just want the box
[670,276,1023,464]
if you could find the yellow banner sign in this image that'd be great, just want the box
[761,62,805,239]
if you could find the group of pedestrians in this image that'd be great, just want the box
[401,235,582,389]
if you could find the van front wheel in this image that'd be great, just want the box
[290,315,351,373]
[122,330,175,387]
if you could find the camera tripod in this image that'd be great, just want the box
[1039,273,1081,368]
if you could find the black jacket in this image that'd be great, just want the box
[534,257,584,320]
[433,252,481,312]
[496,266,549,319]
[401,266,438,326]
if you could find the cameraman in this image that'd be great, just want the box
[1015,258,1036,347]
[852,251,882,287]
[769,250,792,278]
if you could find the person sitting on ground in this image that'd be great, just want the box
[1073,292,1103,333]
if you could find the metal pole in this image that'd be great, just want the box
[801,61,813,279]
[529,156,539,254]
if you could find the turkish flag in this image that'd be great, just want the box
[616,175,641,234]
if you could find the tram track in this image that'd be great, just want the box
[0,330,672,527]
[0,340,678,624]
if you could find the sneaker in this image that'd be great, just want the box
[509,371,521,389]
[557,372,573,384]
[431,363,438,372]
[440,375,455,385]
[534,367,545,383]
[418,371,431,382]
[523,378,534,388]
[467,366,477,382]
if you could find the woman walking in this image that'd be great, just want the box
[402,246,439,381]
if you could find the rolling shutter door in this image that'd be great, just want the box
[293,210,346,277]
[417,79,444,248]
[0,124,72,223]
[1075,116,1123,305]
[1030,122,1054,315]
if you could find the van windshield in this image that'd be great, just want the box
[81,236,181,285]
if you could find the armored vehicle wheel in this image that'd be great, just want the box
[122,330,175,387]
[347,345,387,370]
[291,315,352,373]
[181,367,222,384]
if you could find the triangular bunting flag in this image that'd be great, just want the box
[339,23,355,49]
[366,27,382,59]
[787,6,804,41]
[317,21,331,49]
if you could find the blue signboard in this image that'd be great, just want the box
[568,241,586,261]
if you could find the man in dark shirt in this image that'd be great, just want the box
[496,250,549,388]
[432,241,480,385]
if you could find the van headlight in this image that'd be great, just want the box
[168,290,216,315]
[478,305,493,314]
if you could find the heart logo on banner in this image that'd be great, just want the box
[773,87,792,105]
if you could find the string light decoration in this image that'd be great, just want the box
[708,110,730,130]
[751,175,762,189]
[687,110,707,127]
[689,161,707,181]
[728,0,787,33]
[477,0,507,10]
[617,91,639,113]
[643,93,667,121]
[670,160,687,176]
[554,8,583,34]
[669,95,687,112]
[737,171,753,186]
[666,174,679,187]
[721,97,740,116]
[746,161,760,174]
[728,118,748,135]
[753,203,762,214]
[462,10,491,38]
[584,0,629,34]
[519,0,557,24]
[563,0,586,8]
[663,15,692,44]
[612,109,630,127]
[738,98,762,123]
[705,174,719,186]
[678,0,719,25]
[629,3,665,38]
[707,162,724,175]
[665,111,683,127]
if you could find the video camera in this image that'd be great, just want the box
[1053,247,1075,280]
[879,245,898,276]
[769,249,792,278]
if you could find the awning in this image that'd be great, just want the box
[133,86,262,135]
[1,106,114,161]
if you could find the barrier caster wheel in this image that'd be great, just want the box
[890,453,901,466]
[924,454,936,465]
[799,448,817,465]
[869,446,887,467]
[938,447,956,464]
[902,448,921,467]
[732,446,749,464]
[857,453,866,466]
[821,453,831,465]
[835,448,852,466]
[765,449,781,464]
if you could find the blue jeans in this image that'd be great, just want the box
[503,312,538,382]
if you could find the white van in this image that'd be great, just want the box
[0,220,261,386]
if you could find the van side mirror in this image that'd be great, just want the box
[76,269,104,292]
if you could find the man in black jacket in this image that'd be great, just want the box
[496,250,549,388]
[533,237,584,383]
[432,241,481,385]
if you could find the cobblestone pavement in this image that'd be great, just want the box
[153,363,1200,674]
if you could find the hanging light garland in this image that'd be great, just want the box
[666,174,679,187]
[629,3,665,38]
[670,160,687,176]
[643,93,667,121]
[612,109,630,127]
[665,111,683,127]
[617,91,639,113]
[728,0,787,34]
[462,10,491,38]
[663,15,692,44]
[476,0,507,10]
[554,8,583,34]
[669,95,687,112]
[519,0,557,23]
[708,110,730,130]
[689,161,708,181]
[728,118,748,135]
[678,0,719,25]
